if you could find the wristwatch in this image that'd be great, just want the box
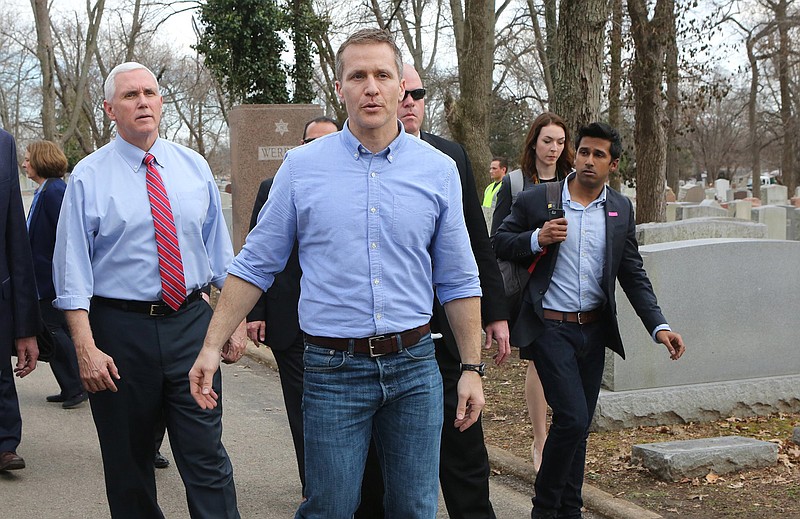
[460,362,486,377]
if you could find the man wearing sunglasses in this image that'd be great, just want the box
[358,64,511,519]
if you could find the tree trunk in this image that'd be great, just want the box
[628,0,674,224]
[607,0,623,191]
[747,37,762,200]
[30,0,57,141]
[446,0,494,193]
[551,0,606,133]
[776,0,796,195]
[664,3,680,195]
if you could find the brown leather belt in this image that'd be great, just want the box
[543,308,603,325]
[304,323,431,357]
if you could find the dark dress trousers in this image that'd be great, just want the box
[357,132,510,519]
[27,178,83,399]
[0,128,41,453]
[493,179,667,516]
[247,177,306,490]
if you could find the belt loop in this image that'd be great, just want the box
[347,339,355,356]
[396,331,404,352]
[562,312,568,323]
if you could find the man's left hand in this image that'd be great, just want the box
[656,330,685,360]
[221,320,247,364]
[484,320,510,365]
[454,372,485,432]
[13,336,38,378]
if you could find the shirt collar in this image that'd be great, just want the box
[340,119,406,162]
[113,135,165,174]
[563,172,607,207]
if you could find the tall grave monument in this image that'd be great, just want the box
[229,104,323,251]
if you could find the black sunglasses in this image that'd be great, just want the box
[302,137,316,144]
[402,88,426,101]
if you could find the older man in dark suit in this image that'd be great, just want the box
[0,128,41,471]
[493,122,685,519]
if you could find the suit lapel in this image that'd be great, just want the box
[603,189,622,292]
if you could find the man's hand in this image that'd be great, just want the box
[656,330,685,360]
[221,320,248,364]
[484,320,510,365]
[537,218,567,247]
[189,346,222,409]
[454,371,485,432]
[13,336,38,378]
[76,343,120,393]
[246,320,266,345]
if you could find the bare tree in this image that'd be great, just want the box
[30,0,57,140]
[551,0,607,132]
[445,0,495,192]
[628,0,675,223]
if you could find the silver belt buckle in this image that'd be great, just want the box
[368,335,389,357]
[149,304,161,316]
[577,312,587,324]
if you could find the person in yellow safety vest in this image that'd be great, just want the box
[482,156,508,230]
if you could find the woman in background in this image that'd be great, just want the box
[491,112,574,471]
[24,141,87,409]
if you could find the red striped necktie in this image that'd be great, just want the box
[144,153,186,311]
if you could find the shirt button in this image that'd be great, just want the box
[373,279,380,285]
[376,313,382,320]
[371,242,377,249]
[388,155,393,161]
[370,172,376,178]
[370,207,377,213]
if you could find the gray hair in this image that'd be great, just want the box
[104,62,160,101]
[335,28,403,82]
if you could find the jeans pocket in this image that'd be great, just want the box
[303,343,347,372]
[401,335,436,361]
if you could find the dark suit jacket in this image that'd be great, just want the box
[493,176,666,359]
[27,178,67,302]
[246,177,301,351]
[0,129,40,357]
[421,132,509,360]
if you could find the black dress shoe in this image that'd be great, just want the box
[62,392,88,409]
[46,393,66,403]
[154,451,170,469]
[0,451,25,470]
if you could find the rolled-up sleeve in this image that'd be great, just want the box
[431,163,481,304]
[228,163,297,292]
[201,169,234,289]
[53,175,94,311]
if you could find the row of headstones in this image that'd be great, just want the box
[666,199,800,240]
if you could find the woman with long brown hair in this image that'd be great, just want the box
[490,112,574,472]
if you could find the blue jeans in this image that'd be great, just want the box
[296,334,443,519]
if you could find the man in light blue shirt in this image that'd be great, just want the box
[53,62,243,519]
[494,122,686,519]
[190,29,484,519]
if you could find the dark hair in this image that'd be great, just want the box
[575,122,623,160]
[492,156,508,171]
[302,117,340,140]
[519,112,574,183]
[335,28,403,81]
[27,140,68,179]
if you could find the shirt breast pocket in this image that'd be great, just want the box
[176,189,208,236]
[392,196,435,248]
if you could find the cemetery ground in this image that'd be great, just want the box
[480,348,800,518]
